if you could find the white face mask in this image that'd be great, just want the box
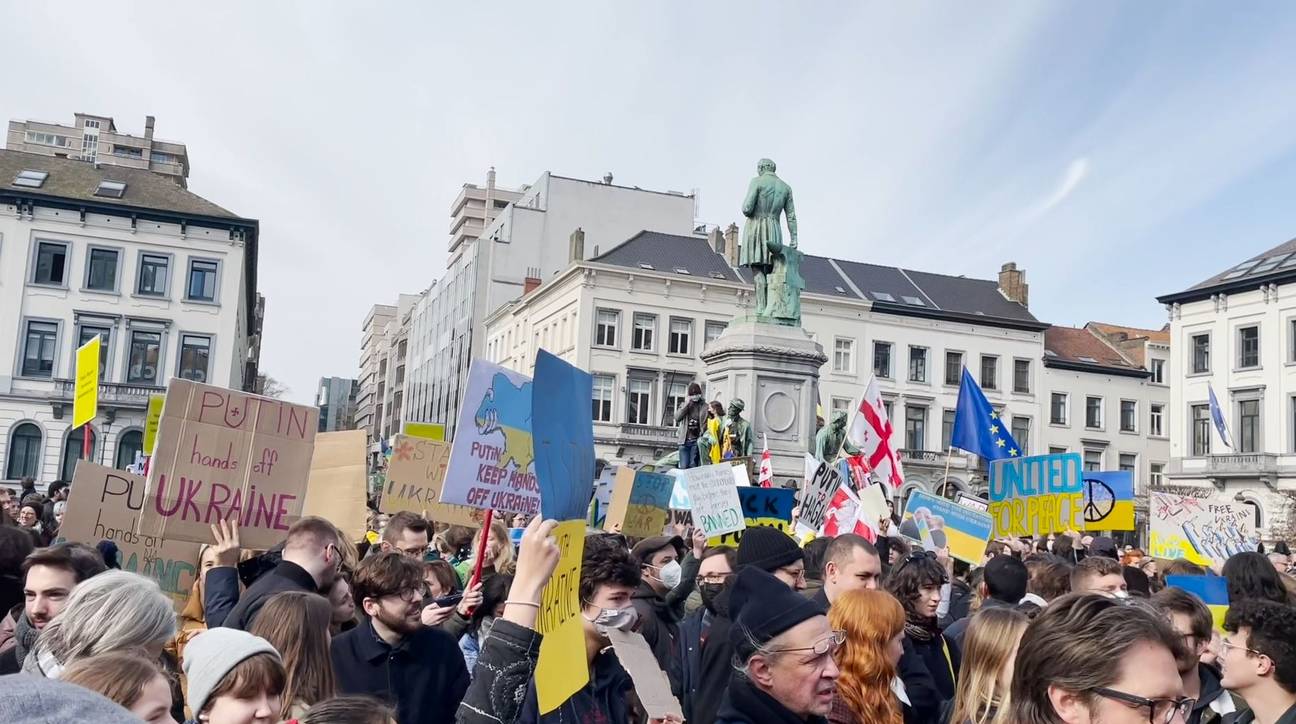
[583,604,639,636]
[652,560,683,589]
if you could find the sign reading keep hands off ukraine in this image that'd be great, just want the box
[988,452,1134,537]
[441,360,540,515]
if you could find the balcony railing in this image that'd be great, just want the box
[898,448,970,469]
[53,379,164,408]
[617,423,678,443]
[1207,452,1278,477]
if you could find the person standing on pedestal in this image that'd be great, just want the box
[674,383,708,470]
[721,400,754,460]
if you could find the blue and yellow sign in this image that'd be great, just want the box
[988,453,1135,537]
[901,490,994,564]
[707,487,795,547]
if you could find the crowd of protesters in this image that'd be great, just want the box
[1,467,1295,724]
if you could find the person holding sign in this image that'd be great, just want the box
[631,531,705,689]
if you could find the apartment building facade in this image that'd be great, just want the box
[7,114,190,186]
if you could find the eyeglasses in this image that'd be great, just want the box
[1091,688,1194,724]
[383,586,426,603]
[697,572,735,585]
[767,629,846,658]
[1220,638,1265,658]
[777,566,807,582]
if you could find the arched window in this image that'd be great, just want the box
[60,427,96,482]
[5,423,43,480]
[114,430,144,470]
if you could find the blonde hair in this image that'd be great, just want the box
[471,520,515,576]
[950,607,1029,724]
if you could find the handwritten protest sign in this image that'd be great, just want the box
[144,394,165,455]
[901,490,994,564]
[1150,491,1258,565]
[796,453,843,537]
[142,379,318,550]
[988,453,1135,537]
[604,468,674,538]
[707,487,796,546]
[588,465,617,528]
[536,519,587,713]
[532,350,595,521]
[441,360,539,515]
[303,430,370,543]
[62,463,201,611]
[608,629,684,720]
[383,435,479,527]
[73,336,99,429]
[682,463,746,538]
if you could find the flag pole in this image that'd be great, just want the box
[82,422,92,461]
[940,445,954,498]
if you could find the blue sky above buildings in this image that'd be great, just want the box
[5,3,1296,401]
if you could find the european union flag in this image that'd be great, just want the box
[951,367,1021,460]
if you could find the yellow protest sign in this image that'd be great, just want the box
[144,394,165,454]
[73,336,100,429]
[536,519,587,713]
[402,421,445,441]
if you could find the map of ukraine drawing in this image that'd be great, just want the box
[474,372,534,472]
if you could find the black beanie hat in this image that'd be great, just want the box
[736,526,803,572]
[728,566,825,660]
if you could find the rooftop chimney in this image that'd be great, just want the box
[603,172,614,184]
[570,227,586,262]
[723,223,740,267]
[999,262,1029,308]
[524,266,542,295]
[709,227,727,257]
[145,115,155,141]
[487,166,496,190]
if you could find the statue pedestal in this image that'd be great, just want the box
[701,319,827,484]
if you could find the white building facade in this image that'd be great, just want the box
[402,172,700,439]
[0,150,258,485]
[484,231,1052,498]
[1158,238,1296,540]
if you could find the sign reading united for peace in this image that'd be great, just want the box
[988,452,1134,537]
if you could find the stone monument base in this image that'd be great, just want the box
[700,319,827,483]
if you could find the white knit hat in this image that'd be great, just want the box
[181,628,281,715]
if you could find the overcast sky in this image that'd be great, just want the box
[8,3,1296,404]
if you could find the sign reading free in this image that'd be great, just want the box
[988,452,1134,537]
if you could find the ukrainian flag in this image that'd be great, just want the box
[1166,574,1229,632]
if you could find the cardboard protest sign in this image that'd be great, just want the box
[901,490,994,564]
[61,463,201,611]
[604,468,674,538]
[441,360,539,515]
[1149,492,1258,565]
[607,629,685,720]
[536,519,587,713]
[303,430,370,543]
[383,435,480,526]
[797,453,843,537]
[707,487,796,546]
[987,453,1135,537]
[532,350,595,521]
[142,379,319,550]
[682,463,746,539]
[402,421,445,441]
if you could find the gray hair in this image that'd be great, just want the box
[30,570,176,673]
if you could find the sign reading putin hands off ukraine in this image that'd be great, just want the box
[988,452,1134,537]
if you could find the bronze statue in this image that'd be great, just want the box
[720,399,754,459]
[814,410,860,462]
[740,158,800,325]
